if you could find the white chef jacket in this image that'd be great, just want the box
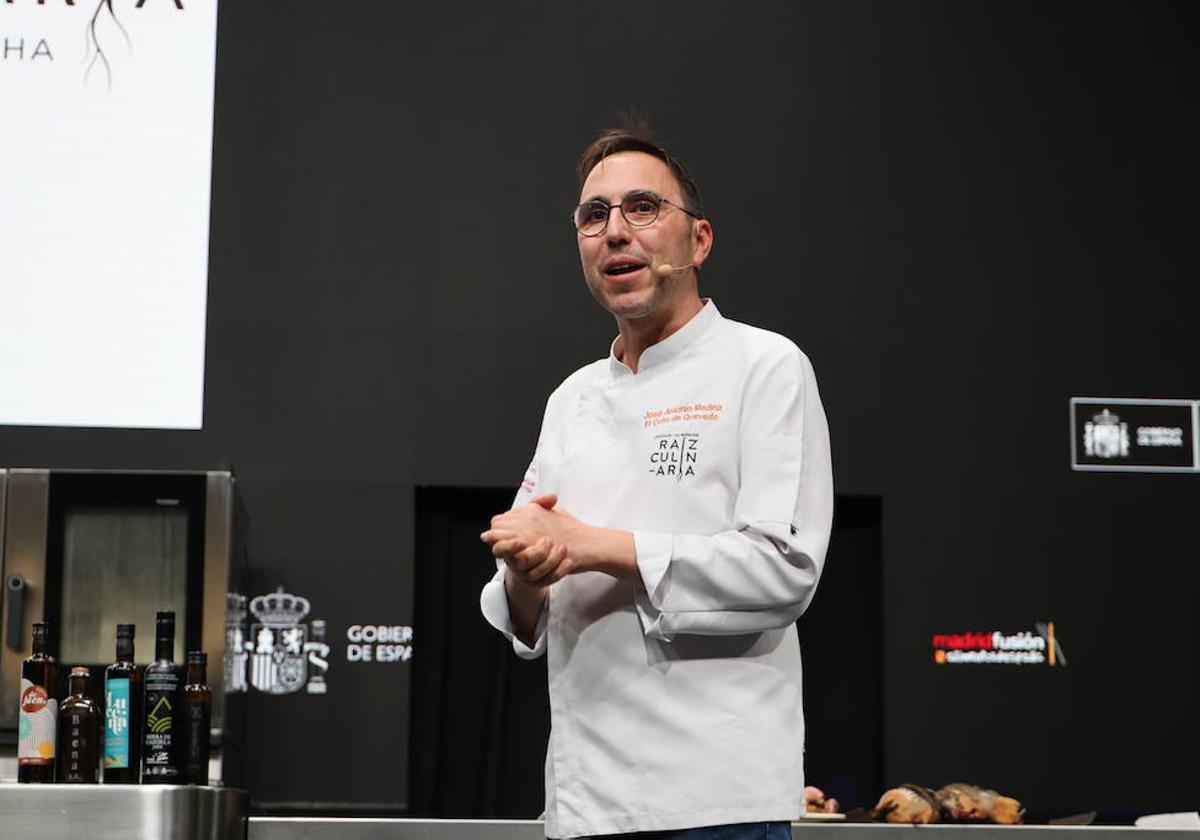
[480,300,834,838]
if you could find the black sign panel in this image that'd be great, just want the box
[1071,398,1198,471]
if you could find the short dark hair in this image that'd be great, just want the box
[576,120,704,218]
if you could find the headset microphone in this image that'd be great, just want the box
[656,263,694,274]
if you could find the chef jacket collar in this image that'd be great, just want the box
[608,299,721,378]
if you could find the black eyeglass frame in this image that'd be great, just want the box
[571,190,703,237]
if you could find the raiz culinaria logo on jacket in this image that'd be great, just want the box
[932,622,1067,667]
[643,402,723,481]
[649,433,700,480]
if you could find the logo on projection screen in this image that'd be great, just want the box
[932,622,1067,667]
[3,0,186,88]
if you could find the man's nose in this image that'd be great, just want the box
[605,207,632,245]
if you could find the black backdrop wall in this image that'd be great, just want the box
[2,0,1197,818]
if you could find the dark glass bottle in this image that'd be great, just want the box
[179,651,211,785]
[18,622,57,783]
[142,611,180,782]
[104,623,143,783]
[57,667,101,783]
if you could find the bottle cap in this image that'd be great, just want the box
[187,651,207,666]
[31,621,49,642]
[156,611,175,635]
[116,623,135,639]
[70,666,90,678]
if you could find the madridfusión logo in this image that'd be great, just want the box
[932,622,1067,667]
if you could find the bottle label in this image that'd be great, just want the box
[182,700,210,783]
[61,710,97,783]
[17,677,57,764]
[104,677,132,769]
[143,669,179,778]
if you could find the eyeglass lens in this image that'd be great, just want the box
[575,192,662,235]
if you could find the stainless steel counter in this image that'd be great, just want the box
[249,819,541,840]
[1,789,1195,840]
[246,819,1200,840]
[0,784,248,840]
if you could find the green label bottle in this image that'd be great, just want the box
[143,611,180,782]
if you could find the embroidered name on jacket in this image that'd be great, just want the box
[642,403,724,428]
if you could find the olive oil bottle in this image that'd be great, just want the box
[57,667,101,783]
[18,622,57,783]
[104,623,143,783]
[179,651,211,785]
[142,611,180,782]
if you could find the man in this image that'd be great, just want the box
[480,125,834,840]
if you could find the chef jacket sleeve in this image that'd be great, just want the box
[632,347,833,640]
[479,449,550,658]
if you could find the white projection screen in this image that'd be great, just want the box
[0,1,218,429]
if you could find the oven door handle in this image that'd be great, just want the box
[5,572,27,651]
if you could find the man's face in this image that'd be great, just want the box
[576,151,708,323]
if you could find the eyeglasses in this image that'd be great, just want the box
[571,190,702,237]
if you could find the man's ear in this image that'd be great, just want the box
[691,218,714,269]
